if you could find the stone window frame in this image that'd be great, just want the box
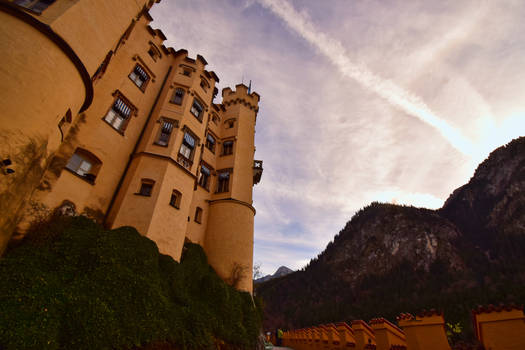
[102,90,137,135]
[194,206,203,224]
[64,148,102,185]
[169,189,182,209]
[136,178,155,197]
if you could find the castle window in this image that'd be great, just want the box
[65,148,101,184]
[225,119,235,129]
[129,64,150,91]
[200,78,210,92]
[212,114,220,125]
[103,95,135,133]
[222,140,234,156]
[137,179,154,196]
[13,0,55,13]
[155,118,177,146]
[177,130,197,170]
[194,207,203,224]
[169,190,181,209]
[148,44,161,61]
[198,164,211,190]
[205,133,216,153]
[216,171,230,193]
[190,98,204,121]
[183,69,191,76]
[171,88,185,105]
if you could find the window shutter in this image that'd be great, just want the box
[183,132,195,148]
[134,65,149,81]
[201,165,210,175]
[114,98,131,118]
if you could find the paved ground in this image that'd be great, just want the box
[272,347,294,350]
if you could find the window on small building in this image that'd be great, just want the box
[129,64,150,90]
[222,140,233,155]
[137,179,154,196]
[171,88,185,105]
[104,96,134,133]
[216,171,230,193]
[178,131,196,170]
[13,0,55,13]
[190,98,204,121]
[205,133,216,153]
[198,164,211,190]
[155,118,176,146]
[169,190,182,209]
[65,148,101,184]
[194,207,203,224]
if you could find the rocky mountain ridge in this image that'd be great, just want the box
[256,137,525,340]
[255,266,294,284]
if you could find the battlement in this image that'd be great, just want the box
[472,303,525,350]
[369,317,405,338]
[221,84,260,112]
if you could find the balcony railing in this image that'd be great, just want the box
[253,160,263,185]
[177,153,193,171]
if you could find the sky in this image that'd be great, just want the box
[151,0,525,276]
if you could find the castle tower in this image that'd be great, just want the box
[204,85,261,293]
[0,0,158,254]
[106,50,220,261]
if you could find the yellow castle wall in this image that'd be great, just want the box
[204,200,255,292]
[0,6,85,253]
[28,15,171,225]
[1,1,261,294]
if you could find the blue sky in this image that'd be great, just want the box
[151,0,525,275]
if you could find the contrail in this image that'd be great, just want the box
[257,0,475,156]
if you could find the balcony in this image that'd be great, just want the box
[253,160,263,185]
[177,153,193,171]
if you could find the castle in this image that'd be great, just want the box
[0,0,262,292]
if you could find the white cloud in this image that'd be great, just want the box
[257,0,476,157]
[151,0,525,277]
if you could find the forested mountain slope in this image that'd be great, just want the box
[257,137,525,341]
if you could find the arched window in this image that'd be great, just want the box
[65,148,102,184]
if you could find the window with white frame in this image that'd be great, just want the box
[217,171,230,193]
[171,88,185,105]
[155,118,176,146]
[129,64,150,90]
[190,98,204,121]
[198,164,211,190]
[104,96,134,133]
[65,148,101,184]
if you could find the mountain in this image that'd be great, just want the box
[256,137,525,341]
[255,266,294,284]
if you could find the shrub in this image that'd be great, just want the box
[0,216,262,349]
